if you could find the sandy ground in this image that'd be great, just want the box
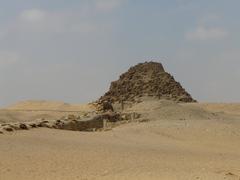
[0,101,94,123]
[6,100,93,112]
[0,100,240,180]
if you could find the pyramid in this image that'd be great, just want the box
[99,61,196,103]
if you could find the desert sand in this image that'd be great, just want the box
[0,99,240,180]
[0,100,94,123]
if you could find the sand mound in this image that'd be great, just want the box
[99,61,196,104]
[126,99,217,121]
[0,100,95,123]
[0,110,79,123]
[7,100,69,111]
[191,103,240,116]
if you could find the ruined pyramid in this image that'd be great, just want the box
[99,61,196,103]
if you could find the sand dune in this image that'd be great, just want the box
[6,100,93,112]
[125,99,218,120]
[191,103,240,116]
[0,100,95,123]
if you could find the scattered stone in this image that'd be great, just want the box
[41,120,49,124]
[29,123,37,128]
[100,112,121,122]
[102,101,114,112]
[0,111,141,134]
[37,121,50,128]
[19,123,28,130]
[56,120,61,123]
[4,127,14,132]
[51,112,124,131]
[53,120,65,129]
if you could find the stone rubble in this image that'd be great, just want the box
[0,112,141,134]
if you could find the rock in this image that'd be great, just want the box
[53,120,65,129]
[100,112,121,122]
[56,120,61,123]
[4,127,14,132]
[29,123,37,128]
[19,123,28,130]
[41,120,49,124]
[37,121,49,127]
[102,101,114,112]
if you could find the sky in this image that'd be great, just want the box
[0,0,240,107]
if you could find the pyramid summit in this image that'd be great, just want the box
[99,61,196,103]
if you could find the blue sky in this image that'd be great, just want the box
[0,0,240,106]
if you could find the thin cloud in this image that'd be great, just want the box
[186,25,228,41]
[0,8,111,35]
[0,0,124,37]
[20,9,46,22]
